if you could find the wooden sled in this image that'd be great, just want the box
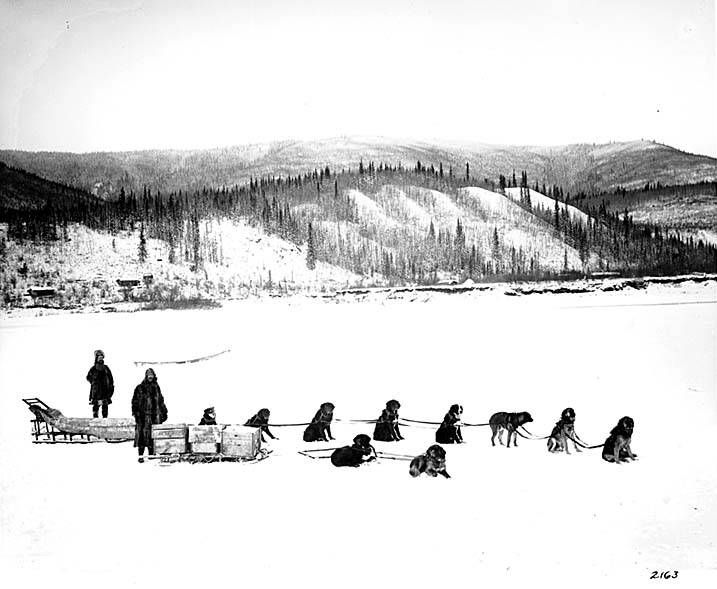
[23,398,135,443]
[147,448,273,465]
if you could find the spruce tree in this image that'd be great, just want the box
[138,224,147,263]
[306,222,317,270]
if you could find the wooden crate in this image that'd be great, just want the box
[154,438,187,454]
[221,426,261,458]
[152,424,187,454]
[188,425,223,442]
[188,425,223,454]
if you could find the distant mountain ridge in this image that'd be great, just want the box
[1,137,714,198]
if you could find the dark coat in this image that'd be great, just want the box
[87,364,114,404]
[131,379,168,448]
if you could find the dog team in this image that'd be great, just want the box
[87,352,637,473]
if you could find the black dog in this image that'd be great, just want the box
[602,416,637,464]
[373,399,404,442]
[244,408,277,442]
[199,407,217,426]
[303,402,335,442]
[435,404,464,444]
[547,407,581,454]
[330,434,377,467]
[489,411,533,448]
[409,444,451,478]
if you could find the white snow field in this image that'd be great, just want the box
[1,282,716,589]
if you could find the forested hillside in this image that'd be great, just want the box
[1,158,715,308]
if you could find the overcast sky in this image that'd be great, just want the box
[1,0,715,155]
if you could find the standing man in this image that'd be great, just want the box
[132,368,168,462]
[87,349,114,418]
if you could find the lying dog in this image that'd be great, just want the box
[303,402,335,442]
[330,434,377,467]
[435,404,464,444]
[409,444,451,478]
[602,416,637,464]
[489,411,533,448]
[244,408,277,442]
[373,399,404,442]
[547,407,582,454]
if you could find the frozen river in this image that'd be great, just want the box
[1,282,716,589]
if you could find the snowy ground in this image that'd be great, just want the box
[1,282,716,589]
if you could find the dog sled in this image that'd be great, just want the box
[24,398,135,443]
[145,423,271,465]
[24,399,271,463]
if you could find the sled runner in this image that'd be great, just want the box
[23,398,134,443]
[148,448,273,465]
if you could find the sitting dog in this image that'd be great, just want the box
[435,404,464,444]
[373,399,404,442]
[303,402,336,442]
[489,411,533,448]
[547,407,582,454]
[244,408,277,442]
[602,416,637,463]
[409,444,451,478]
[199,406,217,426]
[330,434,377,467]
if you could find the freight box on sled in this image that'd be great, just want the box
[188,425,224,454]
[221,426,261,458]
[151,424,188,454]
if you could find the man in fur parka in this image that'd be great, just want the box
[86,349,114,418]
[131,368,168,462]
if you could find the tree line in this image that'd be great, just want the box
[1,161,715,284]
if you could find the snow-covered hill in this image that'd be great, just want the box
[0,220,367,307]
[505,186,592,226]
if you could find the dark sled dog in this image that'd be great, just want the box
[244,408,277,442]
[435,404,464,444]
[303,402,335,442]
[489,411,533,448]
[409,444,451,478]
[547,407,582,454]
[373,399,404,442]
[602,416,637,463]
[331,434,377,467]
